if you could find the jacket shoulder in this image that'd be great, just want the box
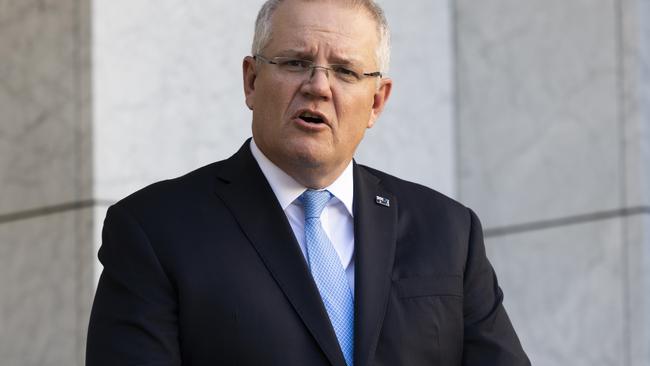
[112,159,226,215]
[357,164,468,215]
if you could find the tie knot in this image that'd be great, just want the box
[300,189,332,219]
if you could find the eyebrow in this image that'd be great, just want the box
[274,49,364,67]
[275,49,313,59]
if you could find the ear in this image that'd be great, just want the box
[243,56,257,110]
[367,77,393,129]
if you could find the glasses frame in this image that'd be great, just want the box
[253,54,383,83]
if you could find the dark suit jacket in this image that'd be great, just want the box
[86,140,530,366]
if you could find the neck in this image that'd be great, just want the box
[250,137,352,189]
[278,159,350,190]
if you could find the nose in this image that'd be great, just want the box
[301,66,333,99]
[309,65,330,80]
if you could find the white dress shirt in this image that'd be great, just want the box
[250,139,355,293]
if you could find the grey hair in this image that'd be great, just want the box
[251,0,391,74]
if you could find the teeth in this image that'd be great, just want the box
[301,112,321,119]
[299,111,324,124]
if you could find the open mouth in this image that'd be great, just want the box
[299,112,325,124]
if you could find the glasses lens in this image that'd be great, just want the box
[261,56,372,84]
[331,65,362,83]
[275,58,312,73]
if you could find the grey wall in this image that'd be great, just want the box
[0,0,94,365]
[455,0,650,365]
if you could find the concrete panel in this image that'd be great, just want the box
[625,213,650,366]
[456,0,621,228]
[92,204,110,284]
[93,0,267,201]
[621,0,650,209]
[0,0,92,215]
[486,218,626,366]
[0,209,95,366]
[356,0,455,196]
[93,0,455,202]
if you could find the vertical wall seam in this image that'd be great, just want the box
[450,0,462,201]
[614,0,631,364]
[73,0,82,363]
[73,0,93,364]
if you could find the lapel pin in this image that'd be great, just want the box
[375,196,390,207]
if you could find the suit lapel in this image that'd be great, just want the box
[353,164,398,366]
[213,142,347,366]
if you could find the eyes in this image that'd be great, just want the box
[274,57,364,83]
[254,54,382,84]
[281,59,311,68]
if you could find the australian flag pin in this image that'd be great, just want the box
[375,196,390,207]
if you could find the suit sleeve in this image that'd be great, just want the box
[86,204,181,366]
[461,208,531,365]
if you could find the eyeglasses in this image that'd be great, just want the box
[254,54,382,84]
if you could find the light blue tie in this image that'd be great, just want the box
[300,189,354,366]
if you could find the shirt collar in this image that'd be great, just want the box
[250,139,354,216]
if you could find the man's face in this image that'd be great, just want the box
[243,0,392,187]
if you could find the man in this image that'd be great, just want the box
[87,0,530,365]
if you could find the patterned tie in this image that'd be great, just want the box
[300,189,354,366]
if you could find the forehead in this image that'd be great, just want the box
[267,0,379,63]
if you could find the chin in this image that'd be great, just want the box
[285,142,331,170]
[290,149,326,168]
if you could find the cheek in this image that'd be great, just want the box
[257,77,295,113]
[338,97,374,132]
